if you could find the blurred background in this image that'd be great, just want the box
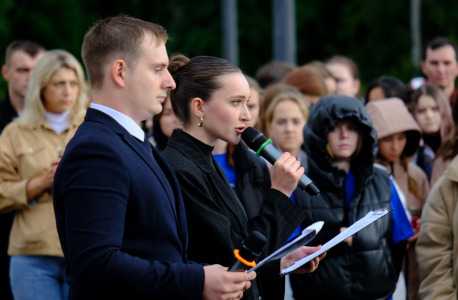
[0,0,457,97]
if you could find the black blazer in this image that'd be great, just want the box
[53,109,204,300]
[163,130,304,300]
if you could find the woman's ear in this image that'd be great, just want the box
[190,97,204,118]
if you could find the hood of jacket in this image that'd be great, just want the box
[304,95,378,193]
[365,98,421,157]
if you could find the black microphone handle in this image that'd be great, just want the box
[261,144,319,195]
[228,258,250,272]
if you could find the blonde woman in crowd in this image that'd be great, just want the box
[0,50,87,300]
[366,98,430,300]
[264,90,308,241]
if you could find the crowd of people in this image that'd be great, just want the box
[0,15,457,300]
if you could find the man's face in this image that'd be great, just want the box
[124,35,176,122]
[421,45,458,90]
[2,50,44,99]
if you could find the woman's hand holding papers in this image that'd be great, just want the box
[280,246,326,275]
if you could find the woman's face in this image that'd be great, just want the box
[202,72,251,145]
[414,95,441,134]
[246,88,260,128]
[266,99,306,155]
[367,86,386,101]
[326,63,359,97]
[160,97,182,138]
[41,67,79,114]
[327,120,359,160]
[378,132,407,162]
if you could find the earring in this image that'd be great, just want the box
[198,116,204,127]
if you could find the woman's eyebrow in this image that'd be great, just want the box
[228,94,249,99]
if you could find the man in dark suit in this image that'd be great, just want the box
[53,16,254,300]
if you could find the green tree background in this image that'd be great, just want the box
[0,0,457,99]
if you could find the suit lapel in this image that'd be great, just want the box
[121,134,181,229]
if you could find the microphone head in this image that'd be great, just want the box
[241,127,268,152]
[242,231,267,257]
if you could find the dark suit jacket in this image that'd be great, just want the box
[162,130,305,300]
[53,109,204,300]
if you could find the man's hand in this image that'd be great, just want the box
[270,152,304,197]
[202,265,256,300]
[280,245,326,275]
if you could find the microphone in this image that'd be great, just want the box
[228,231,266,272]
[241,127,320,196]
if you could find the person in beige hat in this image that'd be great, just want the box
[366,98,430,300]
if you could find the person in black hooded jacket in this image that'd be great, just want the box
[291,95,413,300]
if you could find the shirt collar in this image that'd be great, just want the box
[90,103,145,141]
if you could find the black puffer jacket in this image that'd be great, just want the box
[291,95,395,300]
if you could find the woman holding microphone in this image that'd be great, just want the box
[162,55,324,300]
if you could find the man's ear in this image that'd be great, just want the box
[1,65,9,82]
[190,97,204,118]
[111,60,126,88]
[353,78,361,96]
[420,61,426,76]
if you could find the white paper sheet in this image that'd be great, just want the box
[280,208,392,275]
[247,221,324,274]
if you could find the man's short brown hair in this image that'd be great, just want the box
[4,40,45,66]
[82,15,168,90]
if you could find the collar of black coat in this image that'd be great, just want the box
[167,129,217,174]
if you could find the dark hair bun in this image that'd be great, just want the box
[168,54,190,78]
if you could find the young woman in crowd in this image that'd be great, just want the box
[264,90,308,241]
[409,84,453,181]
[365,76,408,103]
[0,50,87,300]
[432,100,458,186]
[162,55,325,300]
[325,55,361,98]
[150,95,183,152]
[211,75,270,219]
[290,95,413,300]
[366,98,430,300]
[283,64,329,107]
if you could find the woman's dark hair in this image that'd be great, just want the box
[168,54,241,127]
[152,103,169,152]
[364,76,408,104]
[436,99,458,161]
